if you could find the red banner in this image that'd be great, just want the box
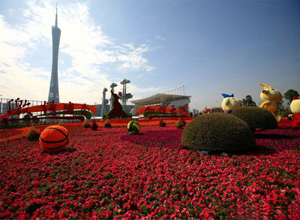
[0,102,97,119]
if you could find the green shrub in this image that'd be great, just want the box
[104,119,112,128]
[26,127,41,141]
[181,113,255,152]
[83,119,90,128]
[159,119,166,127]
[175,118,185,129]
[57,120,64,127]
[232,107,278,131]
[91,120,98,131]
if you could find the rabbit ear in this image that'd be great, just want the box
[222,93,235,98]
[222,93,229,98]
[259,83,272,89]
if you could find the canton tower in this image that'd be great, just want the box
[48,5,61,103]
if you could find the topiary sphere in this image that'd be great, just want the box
[181,113,255,152]
[232,107,278,130]
[127,120,141,135]
[39,125,69,152]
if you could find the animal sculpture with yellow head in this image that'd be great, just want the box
[290,96,300,127]
[258,83,282,116]
[290,96,300,115]
[221,93,242,113]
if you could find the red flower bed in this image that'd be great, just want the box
[93,118,193,128]
[0,128,24,140]
[0,127,32,142]
[0,124,299,219]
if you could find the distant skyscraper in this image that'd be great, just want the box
[48,5,61,103]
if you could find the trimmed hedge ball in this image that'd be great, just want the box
[127,120,141,135]
[181,113,255,152]
[232,107,278,131]
[39,125,69,152]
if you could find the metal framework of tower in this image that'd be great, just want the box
[101,88,108,116]
[48,5,61,103]
[120,79,132,106]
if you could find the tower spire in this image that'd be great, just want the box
[48,3,61,103]
[55,4,58,27]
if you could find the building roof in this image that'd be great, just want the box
[130,93,191,105]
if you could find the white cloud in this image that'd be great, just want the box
[155,34,165,41]
[0,0,158,104]
[0,16,27,66]
[117,44,155,72]
[0,64,49,101]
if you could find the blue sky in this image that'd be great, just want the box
[0,0,299,111]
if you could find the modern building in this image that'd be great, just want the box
[130,93,191,116]
[48,6,61,103]
[192,109,199,116]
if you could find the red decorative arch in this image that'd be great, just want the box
[0,102,97,119]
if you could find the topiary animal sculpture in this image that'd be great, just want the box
[290,96,300,127]
[290,96,300,114]
[258,83,282,116]
[221,93,242,113]
[181,113,255,152]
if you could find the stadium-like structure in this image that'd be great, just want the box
[130,93,191,116]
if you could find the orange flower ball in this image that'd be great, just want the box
[39,125,69,152]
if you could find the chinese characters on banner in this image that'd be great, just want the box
[6,99,85,116]
[47,100,57,116]
[64,102,74,115]
[7,98,31,115]
[81,103,90,116]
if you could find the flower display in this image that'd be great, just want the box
[0,122,299,219]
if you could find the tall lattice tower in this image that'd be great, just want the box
[48,5,61,103]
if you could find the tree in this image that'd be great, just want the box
[284,89,299,104]
[275,100,284,116]
[242,95,257,107]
